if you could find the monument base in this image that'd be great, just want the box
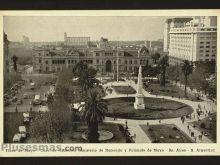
[134,95,145,110]
[134,102,145,109]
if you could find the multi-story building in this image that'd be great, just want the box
[33,38,152,74]
[64,32,90,46]
[163,18,193,52]
[165,16,217,64]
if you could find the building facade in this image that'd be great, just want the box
[163,18,193,52]
[32,42,152,74]
[64,32,90,46]
[165,17,217,64]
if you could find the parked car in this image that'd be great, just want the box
[17,99,23,105]
[4,99,10,106]
[4,94,10,100]
[19,126,27,139]
[23,94,28,99]
[33,95,41,105]
[13,133,22,143]
[11,96,17,102]
[38,105,49,112]
[30,82,35,90]
[23,112,31,123]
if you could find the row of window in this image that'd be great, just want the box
[52,60,65,64]
[200,45,216,48]
[199,54,216,57]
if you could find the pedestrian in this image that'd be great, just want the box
[195,136,197,142]
[159,120,161,124]
[125,120,128,130]
[147,122,149,126]
[187,124,190,130]
[30,106,32,112]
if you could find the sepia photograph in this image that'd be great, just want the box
[2,14,217,146]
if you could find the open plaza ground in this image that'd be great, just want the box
[4,73,217,143]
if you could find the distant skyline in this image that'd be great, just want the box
[4,16,169,42]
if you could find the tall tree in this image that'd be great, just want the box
[29,101,71,143]
[151,53,161,64]
[80,89,108,143]
[158,55,169,86]
[11,55,18,72]
[182,60,193,97]
[73,61,99,97]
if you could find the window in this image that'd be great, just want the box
[39,59,41,63]
[134,60,137,64]
[206,46,210,48]
[124,60,127,64]
[200,46,204,48]
[129,60,132,64]
[96,53,99,56]
[45,60,48,64]
[206,54,209,57]
[96,60,99,64]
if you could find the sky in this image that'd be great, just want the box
[4,16,167,42]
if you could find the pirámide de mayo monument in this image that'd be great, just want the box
[134,65,145,110]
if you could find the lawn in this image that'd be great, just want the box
[105,97,193,120]
[112,86,136,94]
[145,83,202,101]
[140,124,194,143]
[189,113,216,142]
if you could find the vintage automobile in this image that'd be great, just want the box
[17,99,23,105]
[11,96,17,102]
[19,126,27,139]
[13,133,22,143]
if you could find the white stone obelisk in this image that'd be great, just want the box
[134,65,145,109]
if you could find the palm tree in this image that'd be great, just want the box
[182,60,193,97]
[151,53,161,64]
[73,61,99,97]
[158,55,169,86]
[11,55,18,72]
[80,89,108,143]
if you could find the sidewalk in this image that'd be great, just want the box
[104,79,216,143]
